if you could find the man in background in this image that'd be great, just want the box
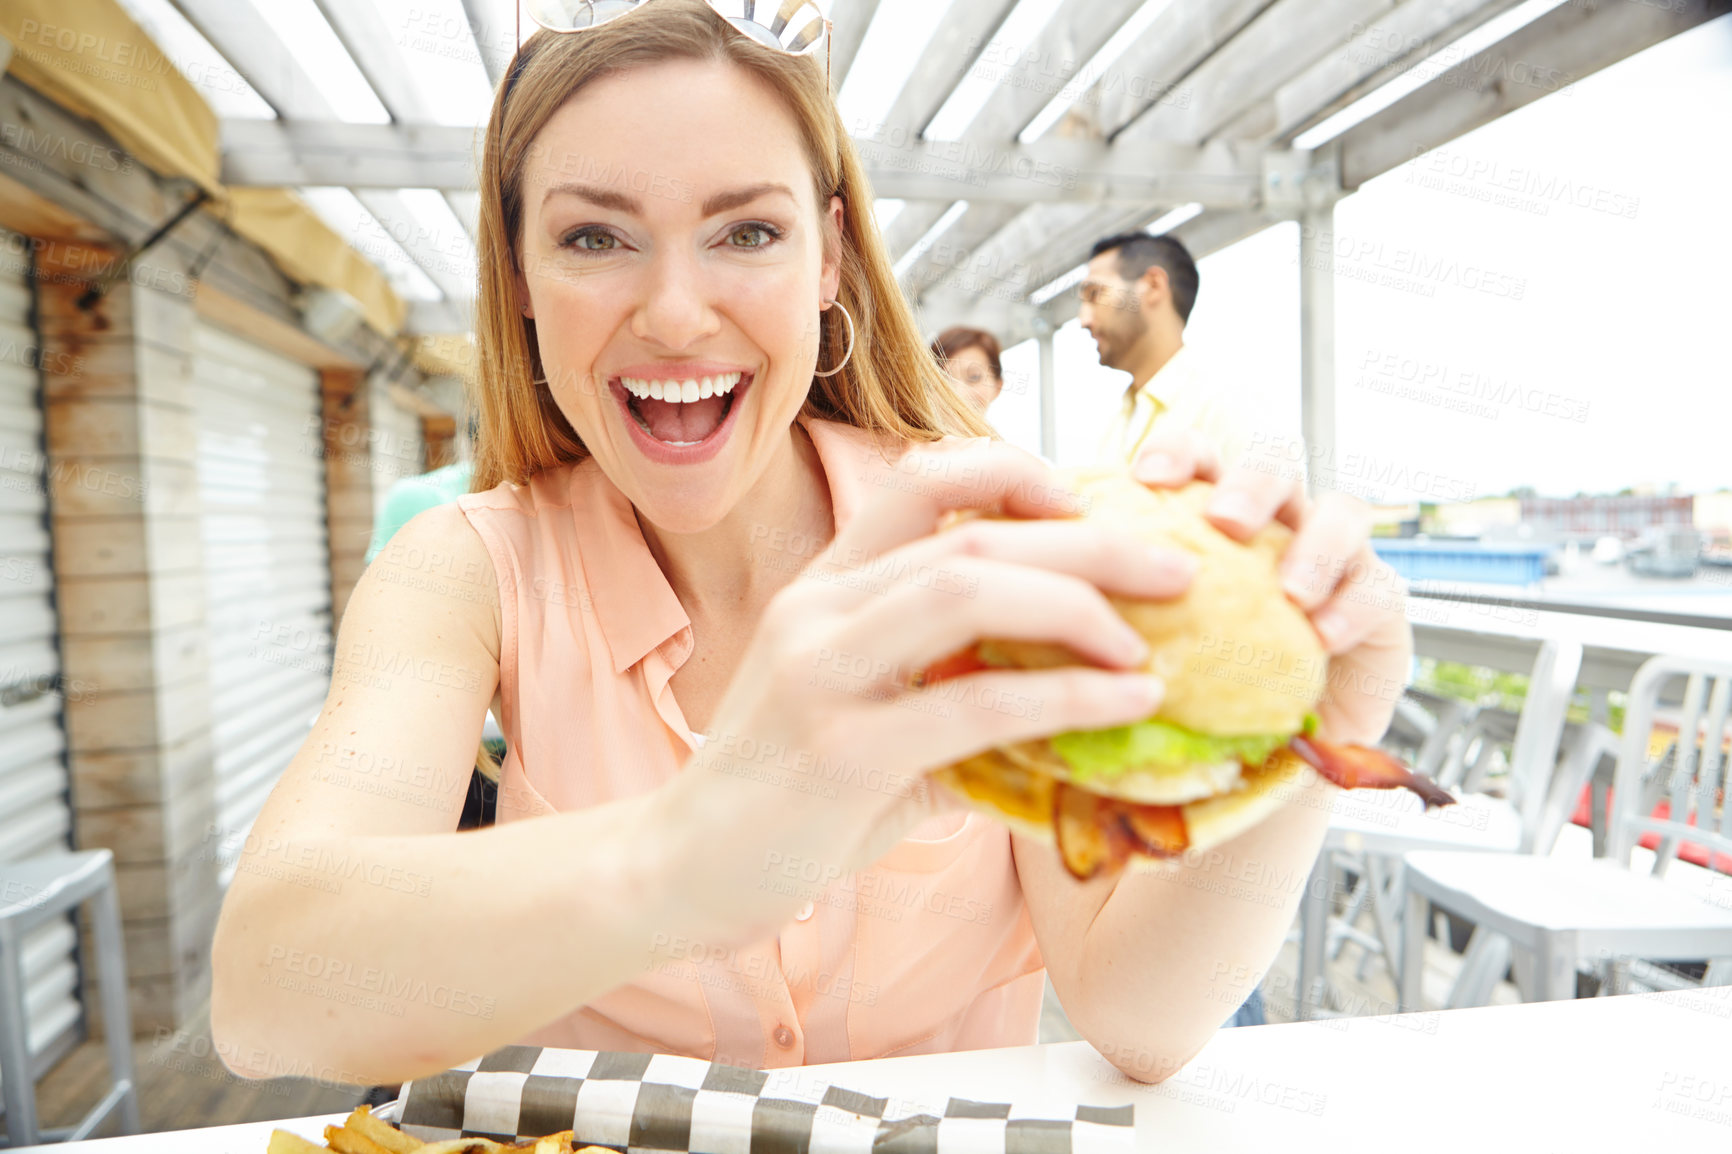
[1080,232,1260,471]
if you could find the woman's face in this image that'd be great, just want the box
[516,57,842,533]
[946,346,1002,412]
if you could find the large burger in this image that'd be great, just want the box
[918,471,1453,879]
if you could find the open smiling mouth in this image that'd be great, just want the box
[616,370,752,449]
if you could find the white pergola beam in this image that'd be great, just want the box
[221,118,1276,207]
[444,191,481,244]
[221,119,482,190]
[884,0,1150,289]
[873,0,1021,140]
[355,190,478,308]
[918,200,1151,317]
[879,201,951,264]
[1080,0,1268,140]
[955,0,1152,143]
[176,0,477,333]
[170,0,337,119]
[1339,0,1732,189]
[1037,329,1056,460]
[1298,202,1336,493]
[1216,0,1527,146]
[461,0,515,88]
[910,291,1043,347]
[902,203,1024,297]
[828,0,883,94]
[1117,0,1395,145]
[869,161,1262,207]
[312,0,436,123]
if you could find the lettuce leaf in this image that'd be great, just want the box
[1050,718,1291,784]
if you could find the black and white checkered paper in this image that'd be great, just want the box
[377,1045,1135,1153]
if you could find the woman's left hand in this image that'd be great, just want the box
[1129,430,1413,747]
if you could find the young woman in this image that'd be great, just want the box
[211,0,1410,1086]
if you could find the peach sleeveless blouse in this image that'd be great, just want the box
[455,416,1045,1069]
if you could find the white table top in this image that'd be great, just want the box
[1326,787,1523,856]
[21,988,1731,1153]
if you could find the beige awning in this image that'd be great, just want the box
[3,0,407,337]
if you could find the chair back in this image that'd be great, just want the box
[1609,654,1732,874]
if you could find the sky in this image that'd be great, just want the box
[985,14,1732,504]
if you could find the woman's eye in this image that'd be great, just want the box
[728,223,781,248]
[565,227,618,252]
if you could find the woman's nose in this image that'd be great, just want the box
[631,247,720,350]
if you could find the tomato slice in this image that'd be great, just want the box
[913,645,990,687]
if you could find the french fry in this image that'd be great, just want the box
[344,1106,425,1154]
[325,1121,397,1154]
[275,1109,620,1154]
[270,1130,336,1154]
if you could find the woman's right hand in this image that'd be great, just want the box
[658,440,1199,942]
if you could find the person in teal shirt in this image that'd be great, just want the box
[364,458,476,564]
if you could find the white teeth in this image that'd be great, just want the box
[620,370,744,404]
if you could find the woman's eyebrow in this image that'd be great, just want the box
[701,182,795,217]
[541,181,795,217]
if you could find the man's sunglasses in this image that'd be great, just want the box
[520,1,832,84]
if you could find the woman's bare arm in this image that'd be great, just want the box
[1019,430,1414,1083]
[209,504,696,1084]
[1014,776,1334,1082]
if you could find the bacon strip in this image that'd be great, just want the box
[1052,784,1190,880]
[1288,735,1456,810]
[1116,799,1190,858]
[1054,783,1138,880]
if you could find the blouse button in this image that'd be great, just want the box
[772,1024,795,1050]
[795,901,814,922]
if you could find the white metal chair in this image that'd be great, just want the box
[1294,640,1612,1018]
[1400,654,1732,1010]
[1384,687,1476,781]
[1310,689,1486,982]
[0,849,139,1145]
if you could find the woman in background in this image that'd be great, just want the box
[931,325,1005,413]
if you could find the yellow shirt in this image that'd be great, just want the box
[1097,344,1261,471]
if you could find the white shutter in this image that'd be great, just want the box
[368,375,424,522]
[191,324,332,885]
[0,230,83,1071]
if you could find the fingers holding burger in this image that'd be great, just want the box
[918,470,1453,881]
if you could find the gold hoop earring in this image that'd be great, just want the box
[813,299,855,378]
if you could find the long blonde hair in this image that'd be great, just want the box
[465,0,994,786]
[468,0,992,493]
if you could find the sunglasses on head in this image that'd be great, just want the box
[521,1,831,81]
